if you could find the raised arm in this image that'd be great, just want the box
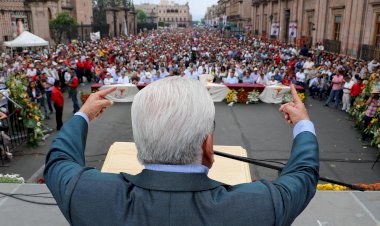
[44,87,116,222]
[266,85,320,225]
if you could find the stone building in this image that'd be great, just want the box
[205,0,252,31]
[135,0,192,28]
[226,0,252,30]
[105,5,137,37]
[205,0,380,59]
[0,0,92,45]
[251,0,380,59]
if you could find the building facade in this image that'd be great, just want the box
[205,0,380,60]
[135,0,192,28]
[0,0,93,45]
[105,6,137,37]
[205,0,252,30]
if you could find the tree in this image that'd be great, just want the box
[49,12,77,44]
[158,21,165,27]
[137,9,147,23]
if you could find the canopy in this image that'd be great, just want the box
[3,31,49,48]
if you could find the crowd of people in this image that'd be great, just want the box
[0,28,379,135]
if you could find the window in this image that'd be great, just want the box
[375,14,380,48]
[263,14,267,33]
[255,15,260,31]
[176,18,178,22]
[180,18,182,22]
[333,15,342,41]
[307,15,314,37]
[163,18,166,22]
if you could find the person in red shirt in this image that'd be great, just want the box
[76,59,85,84]
[84,57,94,83]
[51,80,64,130]
[350,77,364,106]
[275,53,281,64]
[66,70,80,114]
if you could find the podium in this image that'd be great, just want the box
[101,142,252,185]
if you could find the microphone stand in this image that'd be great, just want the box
[214,150,365,192]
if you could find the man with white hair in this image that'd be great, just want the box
[45,77,318,226]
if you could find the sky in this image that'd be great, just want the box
[134,0,218,21]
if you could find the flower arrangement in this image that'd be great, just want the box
[317,183,380,191]
[282,91,305,103]
[349,79,380,150]
[0,174,25,183]
[226,89,261,104]
[226,89,238,103]
[79,90,92,105]
[282,93,292,103]
[237,88,248,103]
[247,90,260,104]
[6,73,44,146]
[298,92,305,102]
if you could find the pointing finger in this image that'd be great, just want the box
[290,84,302,104]
[98,87,117,98]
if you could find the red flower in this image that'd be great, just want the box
[37,177,45,184]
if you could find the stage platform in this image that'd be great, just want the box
[0,184,379,226]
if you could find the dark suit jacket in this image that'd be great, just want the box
[45,116,319,226]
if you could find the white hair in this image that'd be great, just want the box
[132,77,215,165]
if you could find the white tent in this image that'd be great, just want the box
[3,31,49,48]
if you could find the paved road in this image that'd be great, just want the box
[1,87,379,185]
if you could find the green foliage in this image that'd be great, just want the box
[6,73,44,146]
[158,21,165,27]
[49,12,78,43]
[137,9,147,23]
[0,174,24,184]
[349,79,380,151]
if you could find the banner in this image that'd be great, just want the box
[90,31,100,41]
[223,15,227,27]
[270,23,279,36]
[289,22,297,38]
[124,18,128,36]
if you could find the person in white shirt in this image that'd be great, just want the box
[27,64,37,78]
[296,69,306,86]
[368,59,380,73]
[117,73,130,84]
[225,70,239,84]
[185,67,199,80]
[266,69,275,80]
[103,73,114,85]
[342,75,355,112]
[267,76,279,86]
[45,74,55,114]
[250,68,260,83]
[256,72,269,85]
[107,64,117,79]
[140,72,153,84]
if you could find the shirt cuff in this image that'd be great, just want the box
[75,112,89,124]
[293,120,316,138]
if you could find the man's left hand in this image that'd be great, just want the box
[79,87,117,122]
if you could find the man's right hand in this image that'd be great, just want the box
[279,85,310,125]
